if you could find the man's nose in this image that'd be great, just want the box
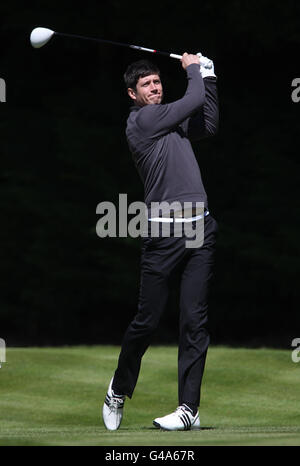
[150,82,158,92]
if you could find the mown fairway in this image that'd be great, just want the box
[0,345,299,446]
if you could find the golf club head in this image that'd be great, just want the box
[30,27,55,48]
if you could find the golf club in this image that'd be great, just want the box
[30,27,212,68]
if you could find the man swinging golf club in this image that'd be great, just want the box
[102,51,219,431]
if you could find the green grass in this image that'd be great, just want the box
[0,345,299,445]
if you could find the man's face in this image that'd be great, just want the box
[128,74,163,106]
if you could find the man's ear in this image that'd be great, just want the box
[127,88,136,100]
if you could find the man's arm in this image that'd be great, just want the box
[185,76,219,141]
[135,55,206,138]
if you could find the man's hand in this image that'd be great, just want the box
[181,52,200,70]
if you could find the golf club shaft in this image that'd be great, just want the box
[54,32,207,65]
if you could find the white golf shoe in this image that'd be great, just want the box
[102,377,125,431]
[153,405,200,431]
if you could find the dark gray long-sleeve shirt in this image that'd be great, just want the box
[125,63,219,213]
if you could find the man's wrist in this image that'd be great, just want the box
[185,63,201,74]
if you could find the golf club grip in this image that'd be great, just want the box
[171,53,213,69]
[132,47,212,69]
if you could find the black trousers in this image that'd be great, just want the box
[113,214,218,412]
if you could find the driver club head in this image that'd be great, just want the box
[30,27,55,48]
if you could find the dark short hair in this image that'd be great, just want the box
[124,60,160,91]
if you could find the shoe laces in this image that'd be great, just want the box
[109,394,125,411]
[176,405,193,417]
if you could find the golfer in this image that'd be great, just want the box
[102,52,219,431]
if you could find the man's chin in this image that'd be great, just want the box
[149,96,162,104]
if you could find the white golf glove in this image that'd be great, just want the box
[197,52,216,78]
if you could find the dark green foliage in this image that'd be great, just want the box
[1,1,299,345]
